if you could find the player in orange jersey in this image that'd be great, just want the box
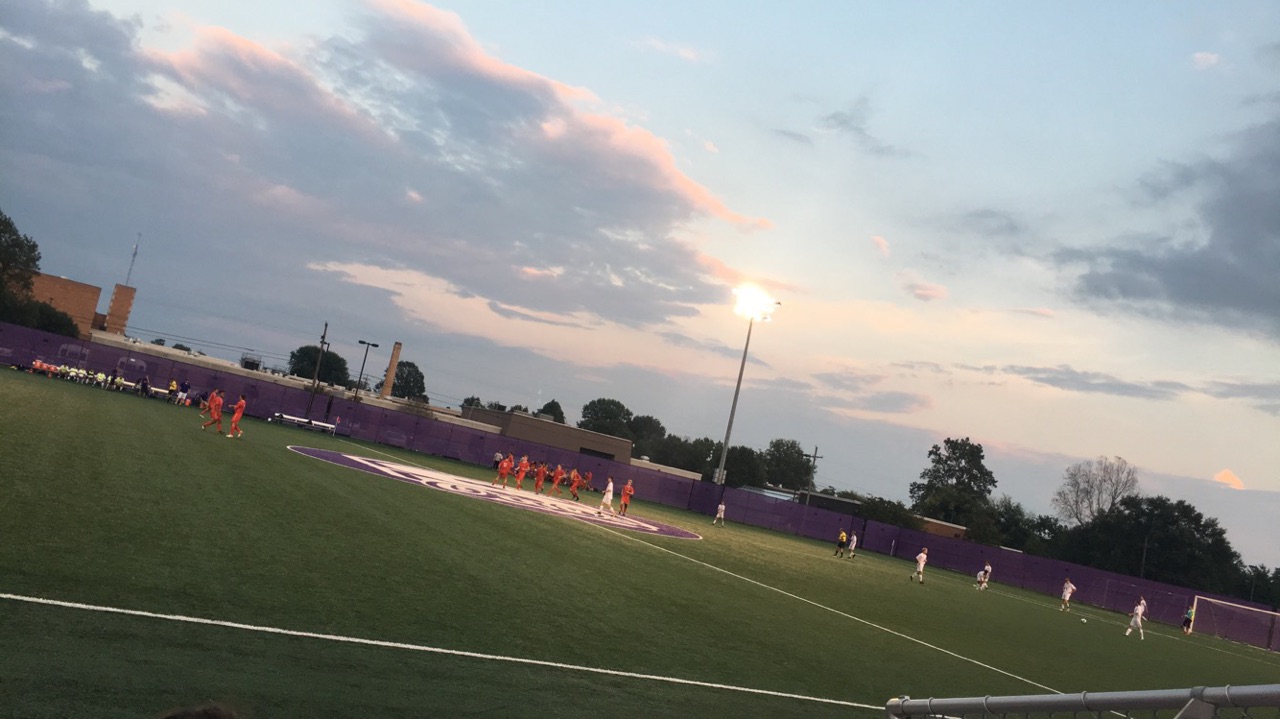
[569,469,583,502]
[533,462,547,494]
[619,479,635,516]
[549,464,566,496]
[491,453,514,488]
[514,455,530,490]
[226,394,247,439]
[200,389,224,434]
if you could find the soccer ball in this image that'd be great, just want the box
[1081,618,1088,624]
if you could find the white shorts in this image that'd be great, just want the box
[916,563,926,573]
[601,492,613,504]
[1063,592,1074,601]
[1130,615,1143,628]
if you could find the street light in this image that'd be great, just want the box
[354,340,379,401]
[713,284,780,488]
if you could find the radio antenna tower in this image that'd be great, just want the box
[124,233,140,286]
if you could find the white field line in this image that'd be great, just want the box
[593,525,1062,694]
[333,442,1061,692]
[0,592,876,710]
[982,583,1280,669]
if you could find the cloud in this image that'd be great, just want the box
[953,208,1025,237]
[852,391,932,414]
[812,370,884,394]
[871,235,890,257]
[897,272,948,302]
[1001,365,1189,400]
[1058,101,1280,340]
[772,128,813,145]
[0,0,771,335]
[657,331,767,366]
[636,37,705,63]
[703,140,719,154]
[1009,307,1055,318]
[1191,51,1221,70]
[1211,469,1244,490]
[818,95,909,158]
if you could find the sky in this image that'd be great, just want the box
[2,0,1278,566]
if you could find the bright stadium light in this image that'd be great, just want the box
[713,284,780,488]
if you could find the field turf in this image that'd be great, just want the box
[2,369,1277,718]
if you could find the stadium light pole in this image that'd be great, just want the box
[354,340,379,402]
[712,285,780,491]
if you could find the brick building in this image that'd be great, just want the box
[28,273,135,339]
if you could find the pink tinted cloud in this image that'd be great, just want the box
[695,253,797,294]
[900,274,948,302]
[1192,52,1221,69]
[871,235,890,257]
[1211,469,1244,490]
[370,0,767,231]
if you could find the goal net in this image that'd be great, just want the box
[1192,595,1280,649]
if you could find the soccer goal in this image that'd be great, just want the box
[1191,595,1280,650]
[886,683,1280,719]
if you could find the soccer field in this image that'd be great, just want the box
[2,370,1277,718]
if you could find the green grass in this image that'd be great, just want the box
[2,369,1277,718]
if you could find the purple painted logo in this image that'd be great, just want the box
[289,446,701,540]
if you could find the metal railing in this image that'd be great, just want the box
[886,684,1280,719]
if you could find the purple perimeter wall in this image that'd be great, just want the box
[5,322,1275,651]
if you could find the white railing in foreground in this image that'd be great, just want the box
[886,684,1280,719]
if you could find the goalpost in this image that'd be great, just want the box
[1191,595,1280,649]
[886,683,1280,719]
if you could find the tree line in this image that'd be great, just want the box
[467,392,1278,607]
[0,208,80,337]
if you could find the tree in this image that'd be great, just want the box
[1051,456,1140,526]
[510,404,529,413]
[0,289,78,337]
[462,396,483,408]
[649,434,715,476]
[1055,495,1243,594]
[724,445,767,487]
[151,338,166,346]
[287,345,350,387]
[835,490,922,530]
[0,207,41,298]
[909,438,997,528]
[172,343,191,352]
[764,439,813,490]
[536,399,565,423]
[485,400,508,412]
[627,414,666,459]
[375,360,427,402]
[577,398,634,440]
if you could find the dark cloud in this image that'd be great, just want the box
[1060,100,1280,339]
[1200,380,1280,415]
[1001,365,1189,400]
[0,0,764,336]
[657,331,767,366]
[818,96,909,158]
[953,208,1026,237]
[851,391,931,413]
[812,370,883,394]
[772,129,813,145]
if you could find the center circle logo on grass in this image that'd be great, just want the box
[290,446,701,540]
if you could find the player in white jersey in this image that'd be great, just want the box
[847,530,857,558]
[975,561,992,590]
[596,477,616,516]
[910,547,928,583]
[712,501,726,526]
[1060,577,1077,611]
[1125,598,1146,639]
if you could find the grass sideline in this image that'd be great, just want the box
[2,369,1277,717]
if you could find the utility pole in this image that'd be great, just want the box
[804,445,823,506]
[306,322,328,416]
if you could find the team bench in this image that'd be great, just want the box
[268,413,337,435]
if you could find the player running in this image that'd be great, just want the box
[200,389,224,434]
[491,454,513,488]
[1125,597,1146,639]
[569,469,584,501]
[548,464,566,497]
[619,479,635,516]
[533,462,547,494]
[910,547,928,583]
[226,394,247,439]
[513,455,530,491]
[712,501,726,526]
